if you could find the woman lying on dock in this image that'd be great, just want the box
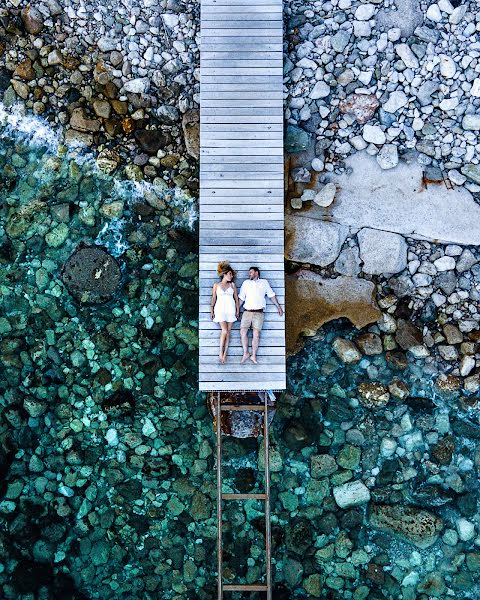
[210,261,239,364]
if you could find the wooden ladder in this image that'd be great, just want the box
[215,393,272,599]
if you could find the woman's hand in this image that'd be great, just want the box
[210,309,215,321]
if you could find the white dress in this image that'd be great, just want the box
[213,285,237,323]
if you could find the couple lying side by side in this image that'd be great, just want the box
[210,261,283,364]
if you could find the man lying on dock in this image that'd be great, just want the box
[238,266,284,365]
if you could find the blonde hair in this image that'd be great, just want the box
[217,261,236,281]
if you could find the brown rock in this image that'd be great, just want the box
[369,504,444,549]
[70,108,101,133]
[21,7,44,34]
[443,323,463,345]
[111,100,128,115]
[14,58,35,81]
[388,378,409,399]
[395,319,423,350]
[435,374,462,394]
[356,333,383,355]
[93,99,111,119]
[339,93,380,124]
[12,79,29,99]
[357,382,390,409]
[431,435,455,465]
[134,129,171,154]
[285,273,381,354]
[182,109,200,159]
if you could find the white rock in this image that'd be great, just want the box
[353,21,371,37]
[380,438,397,457]
[387,28,401,41]
[311,158,325,172]
[326,152,480,246]
[162,13,179,28]
[358,228,407,275]
[445,244,462,256]
[457,518,475,542]
[432,293,446,306]
[355,3,375,20]
[449,5,466,24]
[460,356,475,377]
[448,169,466,185]
[434,256,456,271]
[438,0,454,13]
[142,417,156,437]
[310,81,330,99]
[97,36,118,52]
[333,480,371,508]
[439,55,456,79]
[314,183,337,207]
[285,215,349,267]
[396,44,419,69]
[106,428,119,446]
[462,114,480,131]
[383,90,408,113]
[470,79,480,98]
[362,124,386,145]
[439,97,459,111]
[376,144,398,169]
[351,135,368,150]
[123,77,150,94]
[426,4,442,22]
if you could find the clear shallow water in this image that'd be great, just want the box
[0,108,479,599]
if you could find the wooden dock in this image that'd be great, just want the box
[198,0,286,392]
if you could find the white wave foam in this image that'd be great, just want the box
[0,102,60,151]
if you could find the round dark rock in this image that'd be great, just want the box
[134,129,171,154]
[61,244,121,304]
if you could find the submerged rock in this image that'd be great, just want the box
[61,244,122,304]
[369,504,444,548]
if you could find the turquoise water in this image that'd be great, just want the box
[0,107,479,599]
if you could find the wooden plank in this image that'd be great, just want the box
[201,159,283,169]
[201,8,282,16]
[200,382,286,392]
[200,220,283,229]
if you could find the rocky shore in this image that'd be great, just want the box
[0,0,479,599]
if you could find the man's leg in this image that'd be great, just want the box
[240,327,250,363]
[251,329,260,364]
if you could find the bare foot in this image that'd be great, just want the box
[250,355,258,364]
[222,353,227,364]
[219,354,224,364]
[240,353,250,364]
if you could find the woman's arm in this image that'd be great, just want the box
[210,283,217,319]
[233,283,240,318]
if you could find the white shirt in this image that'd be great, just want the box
[238,278,276,310]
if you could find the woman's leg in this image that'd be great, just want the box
[222,322,233,362]
[219,322,228,362]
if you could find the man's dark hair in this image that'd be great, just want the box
[249,266,260,277]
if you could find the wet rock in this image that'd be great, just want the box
[70,108,101,133]
[285,125,312,153]
[134,129,171,154]
[333,338,362,363]
[431,435,455,465]
[355,333,383,355]
[369,504,443,549]
[61,245,122,304]
[395,319,423,350]
[333,480,371,508]
[357,382,390,408]
[182,110,199,160]
[311,454,338,478]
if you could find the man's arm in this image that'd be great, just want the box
[265,281,283,316]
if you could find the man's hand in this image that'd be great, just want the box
[277,305,284,317]
[210,310,214,321]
